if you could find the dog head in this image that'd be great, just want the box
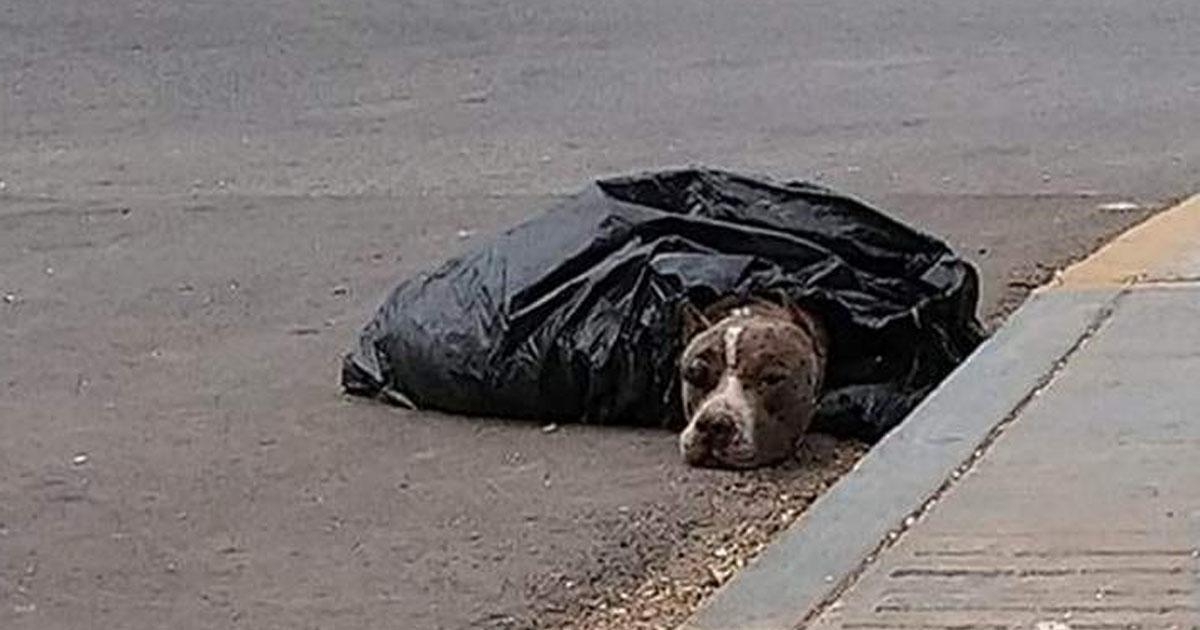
[677,299,827,469]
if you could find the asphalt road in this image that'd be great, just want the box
[1,1,1197,629]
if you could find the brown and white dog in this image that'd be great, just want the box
[678,297,828,469]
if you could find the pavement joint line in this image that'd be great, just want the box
[794,283,1132,630]
[1132,275,1200,286]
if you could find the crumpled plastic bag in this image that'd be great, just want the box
[343,169,984,439]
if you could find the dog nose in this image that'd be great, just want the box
[694,413,736,446]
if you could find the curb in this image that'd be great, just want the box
[681,194,1200,630]
[1057,194,1200,286]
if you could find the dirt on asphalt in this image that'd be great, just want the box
[0,188,1157,630]
[531,436,870,630]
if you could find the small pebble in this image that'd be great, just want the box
[541,423,559,433]
[3,293,16,304]
[72,453,89,466]
[456,229,475,239]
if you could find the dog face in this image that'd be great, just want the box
[678,303,826,469]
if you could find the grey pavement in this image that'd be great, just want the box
[689,197,1200,628]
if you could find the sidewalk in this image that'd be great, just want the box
[686,195,1200,629]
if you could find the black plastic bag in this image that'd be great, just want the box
[343,169,985,439]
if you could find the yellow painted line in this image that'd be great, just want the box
[1055,194,1200,288]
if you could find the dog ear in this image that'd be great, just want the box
[680,301,712,342]
[777,293,828,361]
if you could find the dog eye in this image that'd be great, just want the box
[683,360,715,388]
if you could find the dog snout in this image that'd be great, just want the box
[694,411,737,447]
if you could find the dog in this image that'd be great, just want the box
[677,297,828,469]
